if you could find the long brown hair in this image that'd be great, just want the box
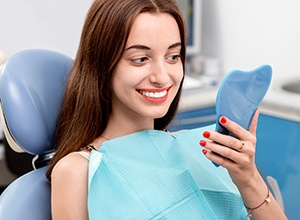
[46,0,186,180]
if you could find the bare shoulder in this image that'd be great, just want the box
[51,152,90,219]
[52,152,89,182]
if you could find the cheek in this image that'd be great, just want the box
[114,64,149,86]
[112,70,144,96]
[172,65,184,85]
[178,71,184,83]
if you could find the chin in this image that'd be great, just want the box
[152,110,169,120]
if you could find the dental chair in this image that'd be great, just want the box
[0,49,73,219]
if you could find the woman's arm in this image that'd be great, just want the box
[200,109,288,219]
[51,152,89,220]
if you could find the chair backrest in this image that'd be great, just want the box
[0,49,73,219]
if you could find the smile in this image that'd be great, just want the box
[137,86,171,103]
[139,90,167,99]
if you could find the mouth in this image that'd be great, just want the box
[138,90,167,99]
[137,86,172,102]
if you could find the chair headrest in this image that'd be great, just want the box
[0,49,73,155]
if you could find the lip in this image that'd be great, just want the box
[137,86,172,103]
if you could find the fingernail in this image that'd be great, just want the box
[220,116,227,124]
[199,140,206,147]
[203,131,210,138]
[202,149,207,155]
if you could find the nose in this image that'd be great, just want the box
[149,61,169,87]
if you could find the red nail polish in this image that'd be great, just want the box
[220,117,227,124]
[199,140,206,147]
[203,131,210,138]
[202,149,207,155]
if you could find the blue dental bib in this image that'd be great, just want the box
[88,126,248,219]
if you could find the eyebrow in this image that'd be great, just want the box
[125,42,182,51]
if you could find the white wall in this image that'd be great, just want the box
[202,0,300,81]
[1,0,300,81]
[0,0,94,59]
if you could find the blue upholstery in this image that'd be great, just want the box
[0,167,51,219]
[0,49,73,219]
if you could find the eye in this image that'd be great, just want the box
[131,57,148,65]
[166,54,181,63]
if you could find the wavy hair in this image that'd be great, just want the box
[46,0,186,180]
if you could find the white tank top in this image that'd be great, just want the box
[75,151,90,161]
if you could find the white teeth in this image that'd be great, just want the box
[140,90,167,98]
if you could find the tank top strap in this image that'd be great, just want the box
[75,151,91,161]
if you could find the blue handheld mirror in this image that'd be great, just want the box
[214,64,272,166]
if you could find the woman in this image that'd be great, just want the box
[47,0,287,219]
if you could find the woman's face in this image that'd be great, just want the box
[111,12,183,127]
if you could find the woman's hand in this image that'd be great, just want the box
[200,109,260,187]
[200,109,288,219]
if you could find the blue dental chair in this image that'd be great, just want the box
[0,49,73,219]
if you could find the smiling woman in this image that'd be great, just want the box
[47,0,187,219]
[46,0,287,219]
[111,13,183,122]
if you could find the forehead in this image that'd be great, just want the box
[126,12,181,48]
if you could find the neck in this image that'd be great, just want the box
[91,114,154,149]
[103,113,154,140]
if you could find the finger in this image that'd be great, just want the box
[218,116,251,141]
[248,107,260,136]
[202,141,242,166]
[199,131,245,152]
[201,130,242,152]
[237,141,245,152]
[201,140,254,169]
